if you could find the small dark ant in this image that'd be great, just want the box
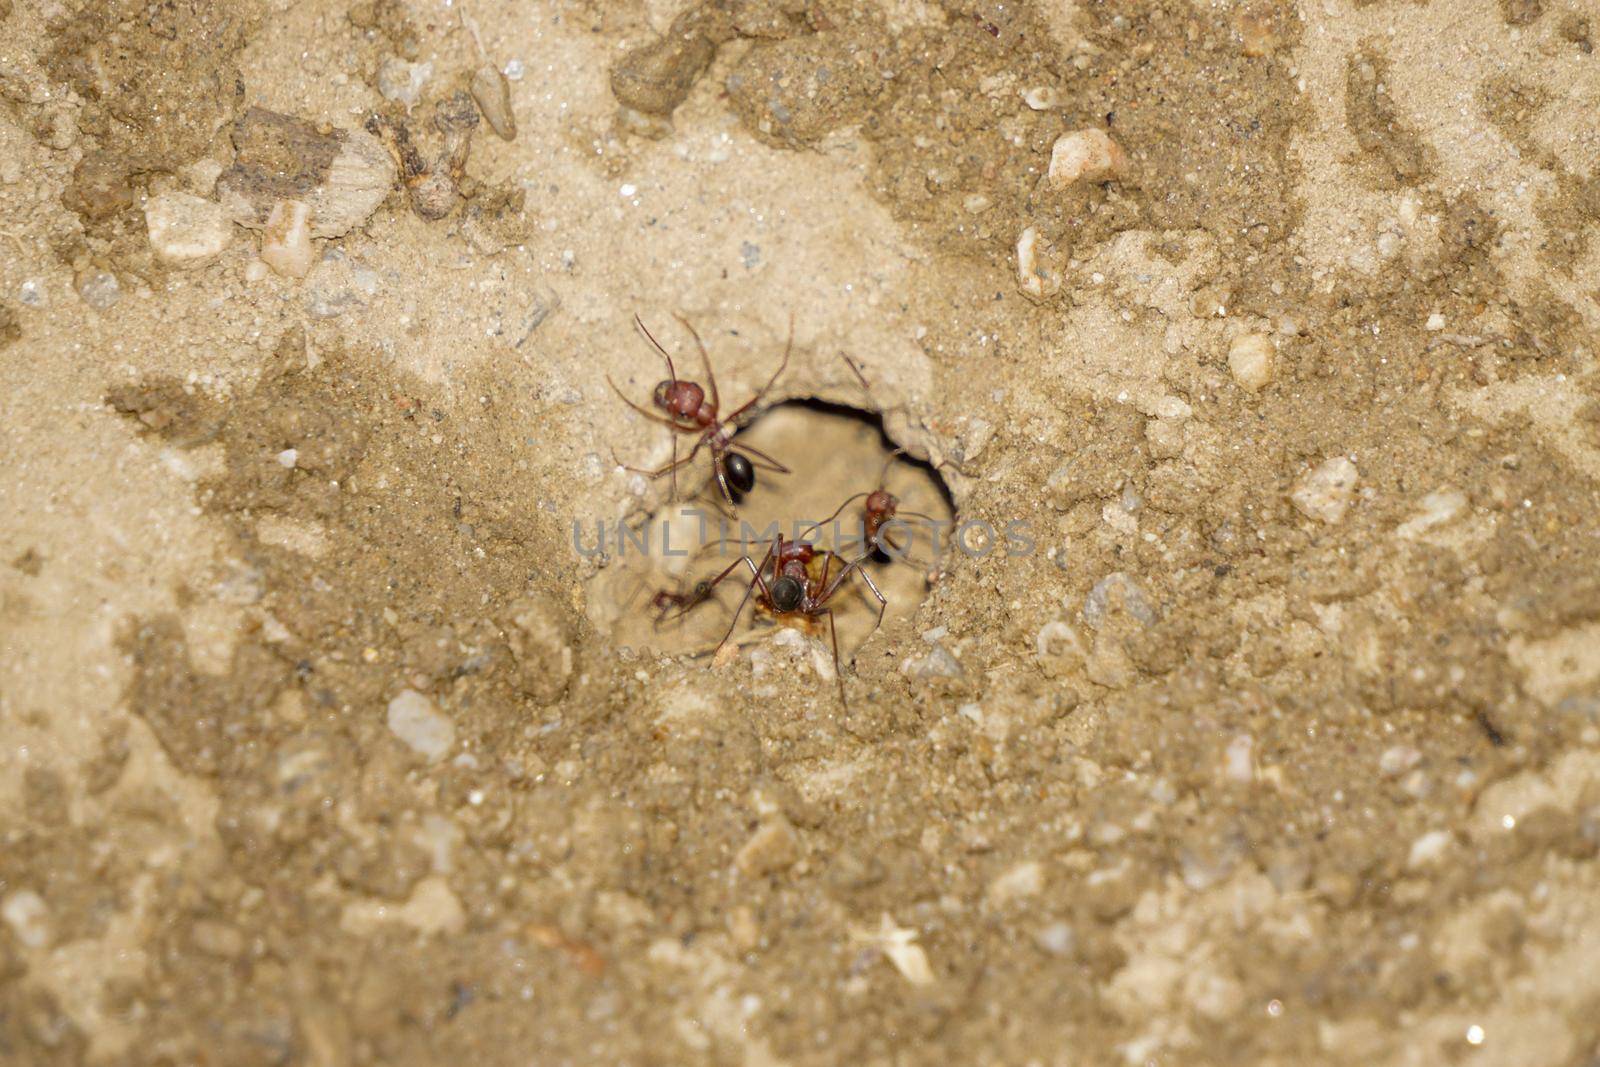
[609,314,791,513]
[621,541,729,628]
[647,578,717,626]
[701,533,886,705]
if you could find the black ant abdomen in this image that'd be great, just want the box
[725,452,756,495]
[769,574,804,612]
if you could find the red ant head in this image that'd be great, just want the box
[865,489,898,518]
[652,379,704,419]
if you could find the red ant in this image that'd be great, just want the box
[609,314,791,513]
[700,532,886,704]
[826,354,943,569]
[802,447,942,567]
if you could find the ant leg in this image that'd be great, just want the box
[854,565,889,644]
[612,434,708,479]
[841,351,871,391]
[823,608,846,707]
[726,445,787,473]
[724,311,792,423]
[633,315,678,381]
[710,541,778,659]
[878,529,932,570]
[724,441,791,473]
[674,314,718,414]
[711,446,740,512]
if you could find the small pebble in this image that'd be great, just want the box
[377,57,432,107]
[1084,572,1156,630]
[471,63,517,140]
[145,192,232,269]
[1379,745,1422,777]
[1223,735,1255,783]
[1015,226,1061,300]
[276,448,299,469]
[1407,829,1453,869]
[75,270,121,310]
[386,689,455,763]
[852,915,935,987]
[736,818,800,878]
[1046,129,1128,189]
[1033,921,1076,957]
[1425,312,1446,331]
[259,200,315,279]
[1291,456,1359,524]
[1020,86,1060,110]
[1227,333,1275,393]
[19,279,45,307]
[987,860,1045,905]
[1,890,50,948]
[901,642,963,680]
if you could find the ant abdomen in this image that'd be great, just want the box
[769,574,805,613]
[724,453,755,494]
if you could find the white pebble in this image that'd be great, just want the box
[1396,488,1467,540]
[1224,734,1255,783]
[276,448,299,469]
[1,890,50,948]
[1227,333,1275,393]
[377,57,432,107]
[1425,312,1445,331]
[1020,86,1060,110]
[1407,829,1453,869]
[386,689,455,763]
[145,191,232,269]
[1015,226,1061,300]
[1379,745,1422,777]
[260,200,315,279]
[1046,129,1128,189]
[988,860,1046,905]
[1033,921,1076,957]
[76,270,121,310]
[1291,456,1359,524]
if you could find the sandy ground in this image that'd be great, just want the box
[2,0,1600,1064]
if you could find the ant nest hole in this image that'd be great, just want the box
[588,401,956,667]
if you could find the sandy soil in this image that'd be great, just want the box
[2,0,1599,1064]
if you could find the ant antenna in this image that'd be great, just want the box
[841,351,871,391]
[633,313,678,382]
